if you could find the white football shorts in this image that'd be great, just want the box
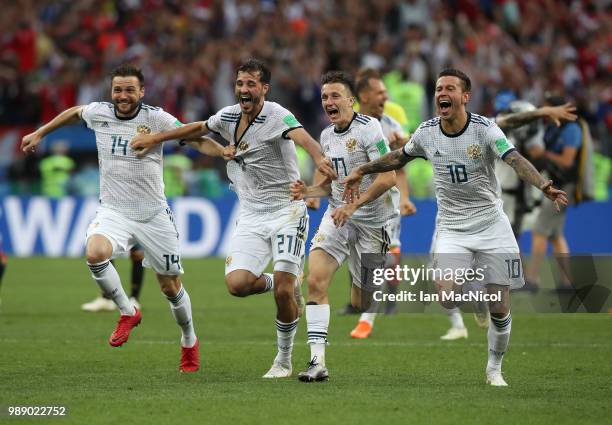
[431,214,524,289]
[310,208,391,289]
[86,206,183,275]
[225,201,308,277]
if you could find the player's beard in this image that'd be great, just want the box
[237,92,262,114]
[114,100,141,117]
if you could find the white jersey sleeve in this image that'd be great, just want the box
[380,114,405,141]
[154,109,183,137]
[206,106,239,142]
[81,102,103,128]
[485,123,516,160]
[362,119,390,161]
[402,126,427,158]
[269,104,303,139]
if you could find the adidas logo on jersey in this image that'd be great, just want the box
[434,150,442,156]
[101,122,109,128]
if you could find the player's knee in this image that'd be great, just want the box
[157,275,181,297]
[86,242,112,264]
[130,249,144,262]
[273,279,294,303]
[225,278,251,297]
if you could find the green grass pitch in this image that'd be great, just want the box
[0,258,610,425]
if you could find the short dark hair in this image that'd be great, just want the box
[544,91,567,107]
[355,68,381,98]
[321,71,355,96]
[111,64,144,86]
[236,58,271,84]
[437,68,471,92]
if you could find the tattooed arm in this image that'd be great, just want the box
[496,103,577,131]
[342,149,413,203]
[504,150,569,209]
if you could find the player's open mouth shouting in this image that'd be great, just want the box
[326,106,340,121]
[438,99,452,116]
[240,94,253,107]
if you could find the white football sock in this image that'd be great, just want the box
[167,286,197,348]
[274,318,299,365]
[261,273,274,293]
[359,312,377,326]
[88,260,134,316]
[487,312,512,373]
[306,304,330,365]
[445,306,465,329]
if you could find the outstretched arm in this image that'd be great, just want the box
[286,127,337,180]
[290,177,332,200]
[396,167,417,216]
[21,105,84,154]
[342,149,413,203]
[130,121,209,155]
[496,103,577,131]
[332,171,396,227]
[504,150,568,210]
[186,137,235,160]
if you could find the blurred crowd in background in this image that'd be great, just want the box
[0,0,610,199]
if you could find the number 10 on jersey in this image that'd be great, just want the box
[446,164,468,183]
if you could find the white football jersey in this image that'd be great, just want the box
[320,113,399,227]
[403,113,515,233]
[81,102,182,222]
[207,101,303,214]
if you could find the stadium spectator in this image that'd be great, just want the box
[163,146,193,198]
[0,1,608,202]
[525,93,590,292]
[39,141,75,198]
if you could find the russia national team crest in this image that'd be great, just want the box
[136,125,151,134]
[225,256,232,267]
[345,138,357,153]
[313,233,325,244]
[467,144,482,159]
[238,141,249,152]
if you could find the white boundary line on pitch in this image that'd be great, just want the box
[0,338,609,348]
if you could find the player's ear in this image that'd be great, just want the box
[262,83,270,95]
[462,90,470,104]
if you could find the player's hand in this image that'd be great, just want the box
[290,180,308,201]
[400,198,417,216]
[305,198,320,210]
[388,131,409,151]
[331,204,356,227]
[129,133,158,157]
[542,103,577,127]
[342,169,363,204]
[223,145,236,161]
[21,131,43,155]
[317,157,337,180]
[541,180,569,211]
